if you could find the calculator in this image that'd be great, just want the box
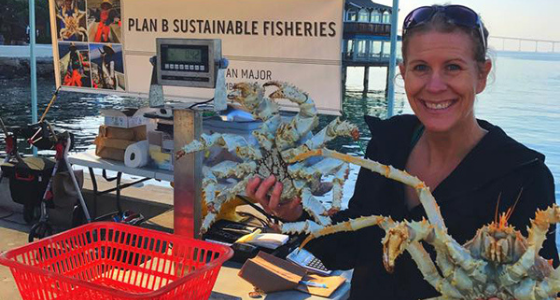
[286,248,332,276]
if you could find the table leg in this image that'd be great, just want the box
[88,167,97,218]
[116,172,123,213]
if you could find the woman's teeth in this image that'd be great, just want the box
[424,100,452,110]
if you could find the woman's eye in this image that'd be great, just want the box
[446,64,461,71]
[413,64,428,72]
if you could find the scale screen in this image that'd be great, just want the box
[156,38,221,88]
[166,48,202,63]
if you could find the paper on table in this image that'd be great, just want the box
[296,274,346,298]
[247,233,289,249]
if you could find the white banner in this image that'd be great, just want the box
[49,0,344,114]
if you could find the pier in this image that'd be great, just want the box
[342,0,401,95]
[489,36,560,53]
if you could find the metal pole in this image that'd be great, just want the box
[386,0,399,118]
[29,0,38,156]
[173,109,202,239]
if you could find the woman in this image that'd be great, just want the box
[247,4,559,300]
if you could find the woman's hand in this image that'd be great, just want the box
[246,175,303,222]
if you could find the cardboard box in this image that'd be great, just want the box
[101,108,156,128]
[238,251,306,293]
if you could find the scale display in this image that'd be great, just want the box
[166,48,202,63]
[156,38,221,88]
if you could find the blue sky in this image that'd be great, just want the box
[376,0,560,42]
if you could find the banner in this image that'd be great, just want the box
[49,0,344,114]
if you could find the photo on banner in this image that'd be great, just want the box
[87,0,122,43]
[89,43,126,91]
[59,42,92,87]
[55,0,88,42]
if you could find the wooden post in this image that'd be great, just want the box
[342,65,347,93]
[363,66,369,95]
[385,66,390,97]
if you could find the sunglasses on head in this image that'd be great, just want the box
[403,5,487,49]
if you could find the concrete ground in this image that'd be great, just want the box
[0,171,174,299]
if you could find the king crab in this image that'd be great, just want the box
[177,81,359,233]
[283,148,560,300]
[58,9,87,41]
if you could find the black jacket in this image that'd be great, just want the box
[306,114,559,300]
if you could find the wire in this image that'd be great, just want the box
[237,195,281,224]
[188,97,214,109]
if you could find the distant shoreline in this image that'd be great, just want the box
[1,45,559,80]
[0,45,54,79]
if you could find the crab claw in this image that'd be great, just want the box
[382,223,411,273]
[228,82,264,109]
[264,81,309,105]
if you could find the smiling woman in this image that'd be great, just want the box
[249,4,560,300]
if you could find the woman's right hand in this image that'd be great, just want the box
[246,175,304,222]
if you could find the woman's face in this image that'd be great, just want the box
[399,30,491,134]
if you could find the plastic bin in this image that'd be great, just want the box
[0,222,233,300]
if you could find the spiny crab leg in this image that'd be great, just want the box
[228,82,278,121]
[264,81,318,151]
[200,161,257,232]
[177,133,262,161]
[289,158,349,216]
[281,215,394,250]
[252,114,281,151]
[201,178,252,233]
[527,204,560,253]
[281,118,360,161]
[299,188,332,226]
[289,148,446,230]
[264,81,317,118]
[407,241,464,299]
[330,163,350,215]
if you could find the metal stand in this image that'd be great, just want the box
[173,109,203,238]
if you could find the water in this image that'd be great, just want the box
[1,52,559,203]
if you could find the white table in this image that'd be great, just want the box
[69,150,353,300]
[68,150,173,217]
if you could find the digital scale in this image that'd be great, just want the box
[156,38,221,88]
[148,38,228,111]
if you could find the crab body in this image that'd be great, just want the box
[58,9,87,41]
[177,81,359,233]
[282,148,560,300]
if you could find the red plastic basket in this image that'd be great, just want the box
[0,222,233,300]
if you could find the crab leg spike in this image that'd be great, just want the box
[526,204,560,253]
[291,148,446,230]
